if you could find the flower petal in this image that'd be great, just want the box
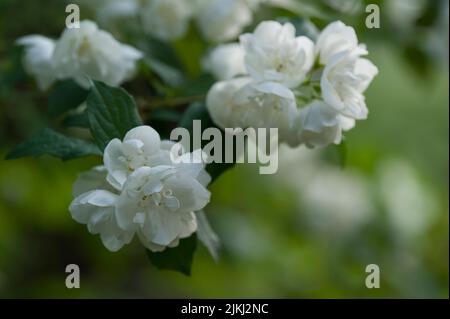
[124,125,161,155]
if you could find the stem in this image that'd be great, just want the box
[138,95,205,112]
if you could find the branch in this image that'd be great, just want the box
[138,95,205,112]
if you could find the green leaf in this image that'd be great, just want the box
[179,101,213,130]
[86,80,142,151]
[337,141,347,168]
[290,18,319,40]
[172,25,206,78]
[416,0,442,27]
[48,80,88,117]
[206,161,235,182]
[268,0,329,20]
[0,45,27,92]
[146,234,197,276]
[179,73,215,96]
[149,108,182,123]
[403,45,432,78]
[323,141,347,169]
[147,108,183,140]
[144,57,185,88]
[142,36,183,70]
[178,102,237,183]
[63,111,89,128]
[137,36,185,88]
[5,128,101,160]
[196,211,220,262]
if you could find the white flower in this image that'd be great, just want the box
[141,0,192,41]
[233,81,298,142]
[301,167,373,236]
[378,158,438,238]
[207,77,297,143]
[339,115,356,131]
[296,100,343,148]
[69,166,134,252]
[205,19,378,149]
[203,43,247,80]
[16,35,55,90]
[386,0,426,30]
[70,126,212,253]
[97,0,140,25]
[320,47,378,119]
[240,21,314,88]
[116,164,210,251]
[103,126,163,190]
[244,0,263,10]
[72,165,116,197]
[196,0,253,42]
[52,20,143,88]
[315,21,358,65]
[75,0,140,26]
[206,77,252,129]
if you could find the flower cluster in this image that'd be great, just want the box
[85,0,261,42]
[195,0,259,42]
[206,21,378,148]
[69,126,211,252]
[17,20,142,90]
[13,8,378,263]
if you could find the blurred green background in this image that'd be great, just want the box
[0,0,448,298]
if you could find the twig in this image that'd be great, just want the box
[138,95,205,112]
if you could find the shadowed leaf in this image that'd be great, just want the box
[6,128,101,160]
